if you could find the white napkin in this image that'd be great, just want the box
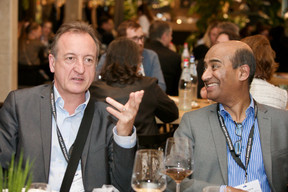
[92,185,119,192]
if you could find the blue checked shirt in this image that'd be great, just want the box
[219,97,270,192]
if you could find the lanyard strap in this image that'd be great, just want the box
[217,102,258,183]
[50,85,74,162]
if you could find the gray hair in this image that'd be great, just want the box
[50,21,100,58]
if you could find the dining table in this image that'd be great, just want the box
[156,96,214,125]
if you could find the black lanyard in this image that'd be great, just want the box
[50,85,75,163]
[217,101,258,183]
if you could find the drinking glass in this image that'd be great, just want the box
[164,137,193,192]
[203,186,232,192]
[131,149,166,192]
[28,183,51,192]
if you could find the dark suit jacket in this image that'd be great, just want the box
[145,40,182,96]
[169,103,288,192]
[90,77,179,135]
[0,84,136,192]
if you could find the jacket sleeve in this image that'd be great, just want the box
[154,81,179,123]
[0,91,18,168]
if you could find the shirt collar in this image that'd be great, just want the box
[219,94,255,121]
[53,86,90,114]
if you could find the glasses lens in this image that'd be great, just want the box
[234,140,242,156]
[235,123,242,137]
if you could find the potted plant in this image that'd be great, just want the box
[0,152,33,192]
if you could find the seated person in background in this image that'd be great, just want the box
[41,20,55,80]
[18,22,49,86]
[18,22,44,66]
[241,34,288,109]
[96,20,166,91]
[0,21,144,192]
[91,38,178,136]
[194,21,219,98]
[215,31,240,43]
[168,41,288,192]
[96,16,115,48]
[145,20,182,96]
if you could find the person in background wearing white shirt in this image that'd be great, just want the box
[241,34,288,109]
[0,21,144,192]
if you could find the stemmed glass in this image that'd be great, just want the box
[28,183,51,192]
[164,137,193,192]
[131,149,167,192]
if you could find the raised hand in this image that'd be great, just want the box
[105,90,144,136]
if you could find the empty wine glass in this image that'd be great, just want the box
[131,149,166,192]
[164,137,193,192]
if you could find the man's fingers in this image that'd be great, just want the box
[106,97,125,112]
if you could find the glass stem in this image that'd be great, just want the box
[176,183,180,192]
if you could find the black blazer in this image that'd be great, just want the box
[145,40,182,96]
[90,77,179,135]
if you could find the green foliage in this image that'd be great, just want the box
[0,153,33,192]
[189,0,283,35]
[124,0,138,20]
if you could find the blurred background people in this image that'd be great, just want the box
[18,22,50,86]
[96,16,116,50]
[269,25,288,72]
[41,20,55,80]
[215,30,240,44]
[145,20,182,96]
[91,38,178,136]
[193,21,220,98]
[96,20,166,91]
[137,2,154,37]
[242,34,288,109]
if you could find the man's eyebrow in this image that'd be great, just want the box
[208,59,221,63]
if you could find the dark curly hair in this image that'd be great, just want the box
[100,37,142,85]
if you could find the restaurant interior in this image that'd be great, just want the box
[0,1,287,191]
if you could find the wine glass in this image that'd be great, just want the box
[131,149,166,192]
[203,186,232,192]
[164,137,193,192]
[28,183,51,192]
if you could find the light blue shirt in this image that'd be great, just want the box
[219,97,270,192]
[48,86,136,191]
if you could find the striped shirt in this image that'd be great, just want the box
[219,97,270,192]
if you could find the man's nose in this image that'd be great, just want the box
[202,67,211,82]
[74,59,85,74]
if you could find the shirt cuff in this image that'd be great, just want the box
[220,185,227,192]
[113,126,137,149]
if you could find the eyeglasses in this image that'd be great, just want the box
[130,35,145,42]
[234,122,243,156]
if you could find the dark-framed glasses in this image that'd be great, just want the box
[130,35,145,42]
[234,122,243,156]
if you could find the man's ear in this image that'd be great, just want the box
[48,54,56,73]
[239,64,250,81]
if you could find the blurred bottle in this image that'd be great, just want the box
[181,42,190,68]
[189,55,198,101]
[178,58,192,111]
